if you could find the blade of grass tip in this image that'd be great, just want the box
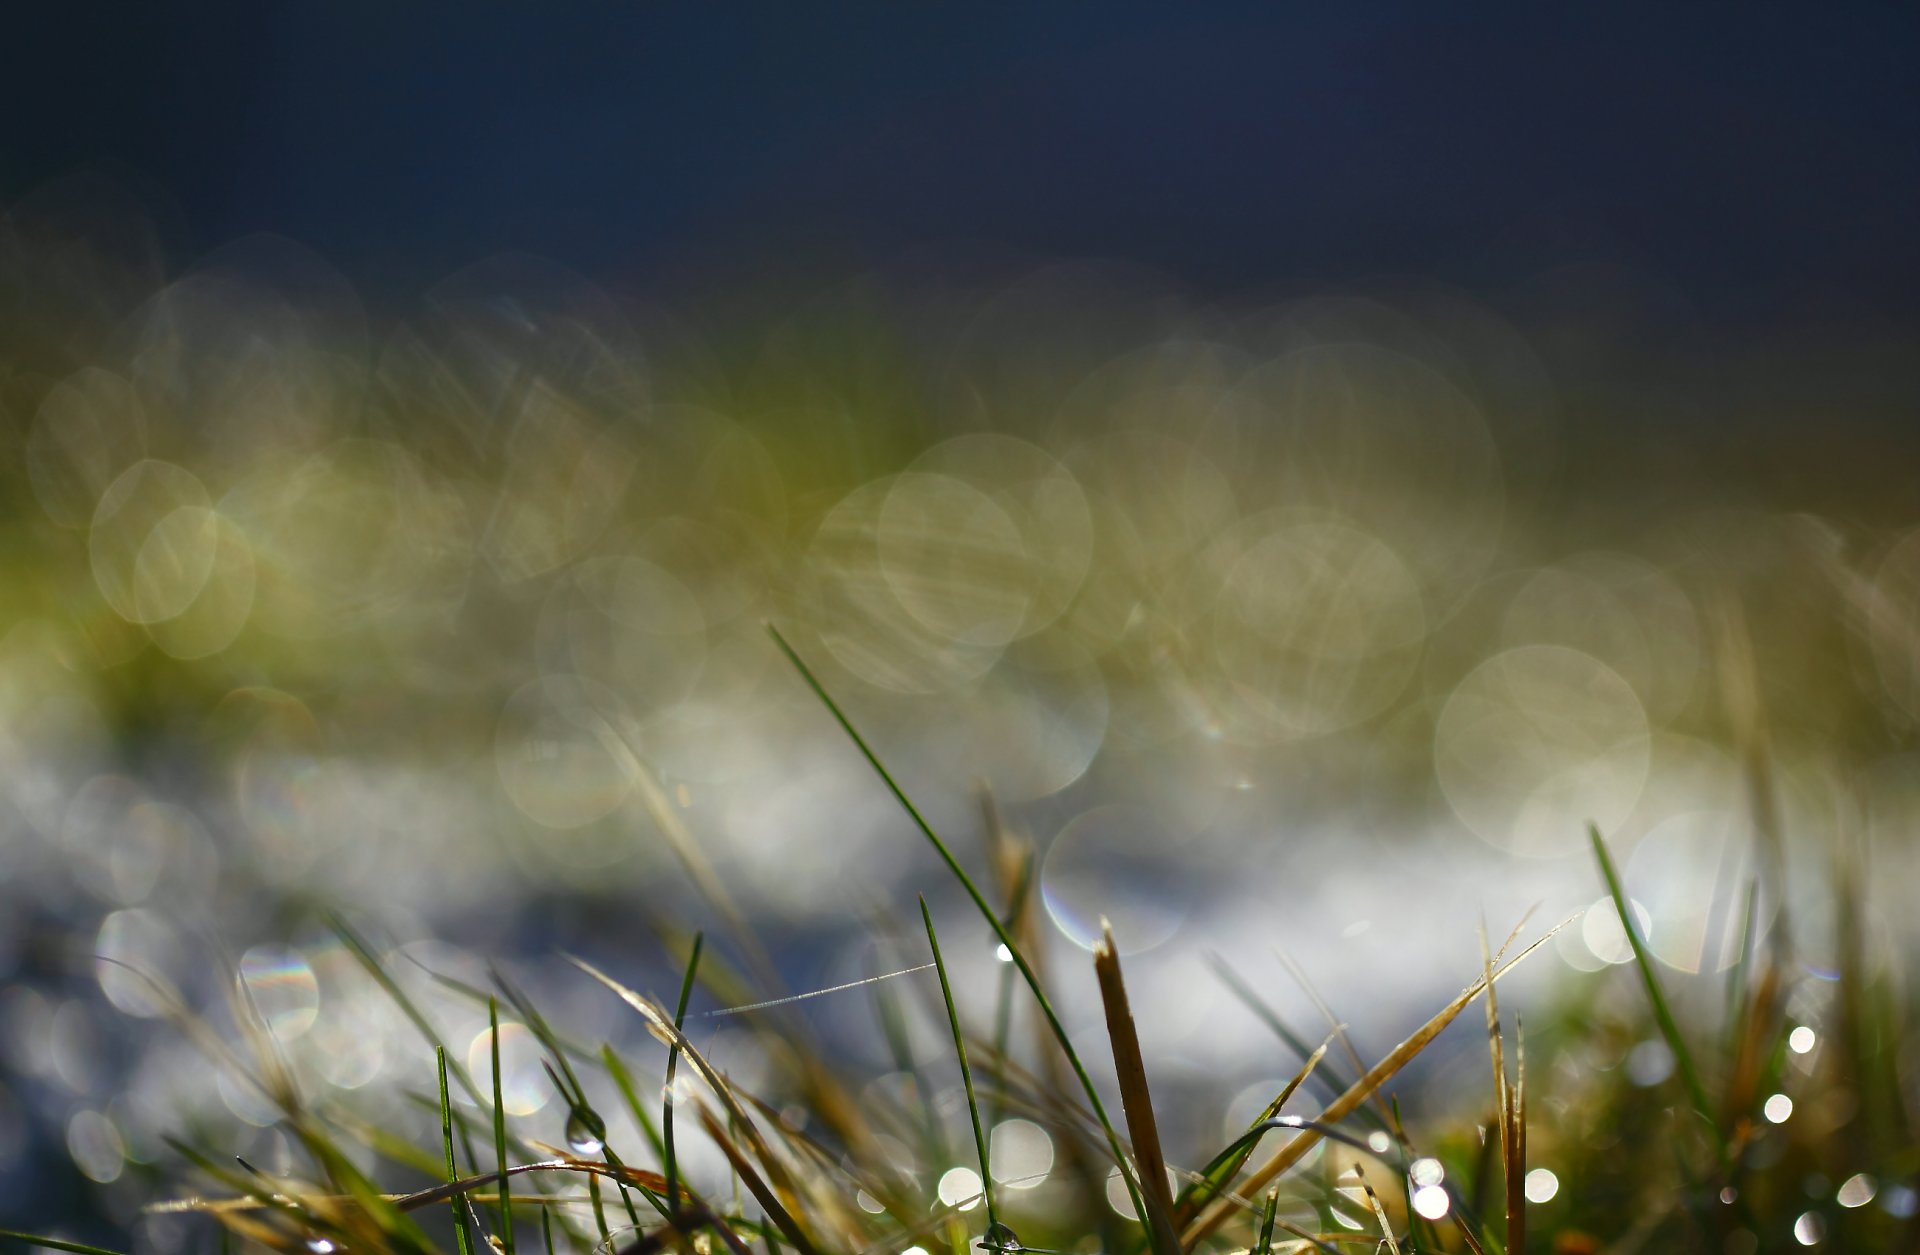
[166,1139,327,1238]
[920,897,1000,1245]
[1589,824,1724,1156]
[1351,1164,1402,1255]
[0,1232,126,1255]
[568,956,803,1218]
[1255,1189,1279,1255]
[665,931,703,1215]
[866,928,952,1174]
[1203,953,1357,1104]
[767,623,1153,1236]
[493,998,517,1255]
[495,964,591,1107]
[1274,947,1394,1136]
[1172,1038,1329,1226]
[979,785,1031,1134]
[1186,918,1570,1246]
[1092,919,1181,1255]
[441,1046,478,1255]
[1476,924,1512,1246]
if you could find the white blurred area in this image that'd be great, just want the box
[5,177,1920,1234]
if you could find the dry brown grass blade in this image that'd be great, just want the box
[981,786,1114,1242]
[604,708,898,1194]
[1477,925,1514,1251]
[1508,1020,1526,1255]
[154,1158,674,1217]
[1093,919,1183,1255]
[1183,917,1568,1248]
[1451,1211,1491,1255]
[1351,1163,1402,1255]
[695,1106,821,1255]
[567,956,812,1220]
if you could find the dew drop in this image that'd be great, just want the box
[566,1109,605,1156]
[306,1237,338,1255]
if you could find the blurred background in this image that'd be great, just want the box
[4,3,1920,1249]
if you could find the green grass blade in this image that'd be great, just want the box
[1589,824,1725,1156]
[440,1045,478,1255]
[1203,952,1359,1107]
[602,1043,668,1163]
[1256,1188,1279,1255]
[767,624,1155,1238]
[491,998,516,1255]
[0,1231,126,1255]
[665,930,704,1214]
[920,896,1000,1242]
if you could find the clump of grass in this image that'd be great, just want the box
[7,629,1917,1255]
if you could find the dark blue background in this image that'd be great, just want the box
[6,3,1916,327]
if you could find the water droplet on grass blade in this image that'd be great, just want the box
[566,1109,604,1155]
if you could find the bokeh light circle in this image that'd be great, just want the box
[1435,645,1651,857]
[1042,804,1195,953]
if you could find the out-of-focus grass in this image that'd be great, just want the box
[5,181,1920,1254]
[11,637,1919,1254]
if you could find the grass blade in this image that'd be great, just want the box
[440,1046,477,1255]
[1172,1038,1328,1226]
[1185,918,1568,1245]
[665,931,703,1215]
[1092,919,1181,1255]
[920,896,1000,1244]
[491,998,517,1255]
[1588,823,1724,1156]
[766,623,1155,1240]
[1255,1189,1279,1255]
[0,1232,126,1255]
[695,1107,820,1255]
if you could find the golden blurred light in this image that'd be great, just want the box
[1211,516,1426,740]
[1623,809,1761,973]
[494,675,637,830]
[1435,645,1651,857]
[877,471,1036,647]
[803,477,1004,694]
[467,1022,550,1116]
[27,367,148,528]
[88,460,220,624]
[145,510,256,659]
[989,1118,1054,1189]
